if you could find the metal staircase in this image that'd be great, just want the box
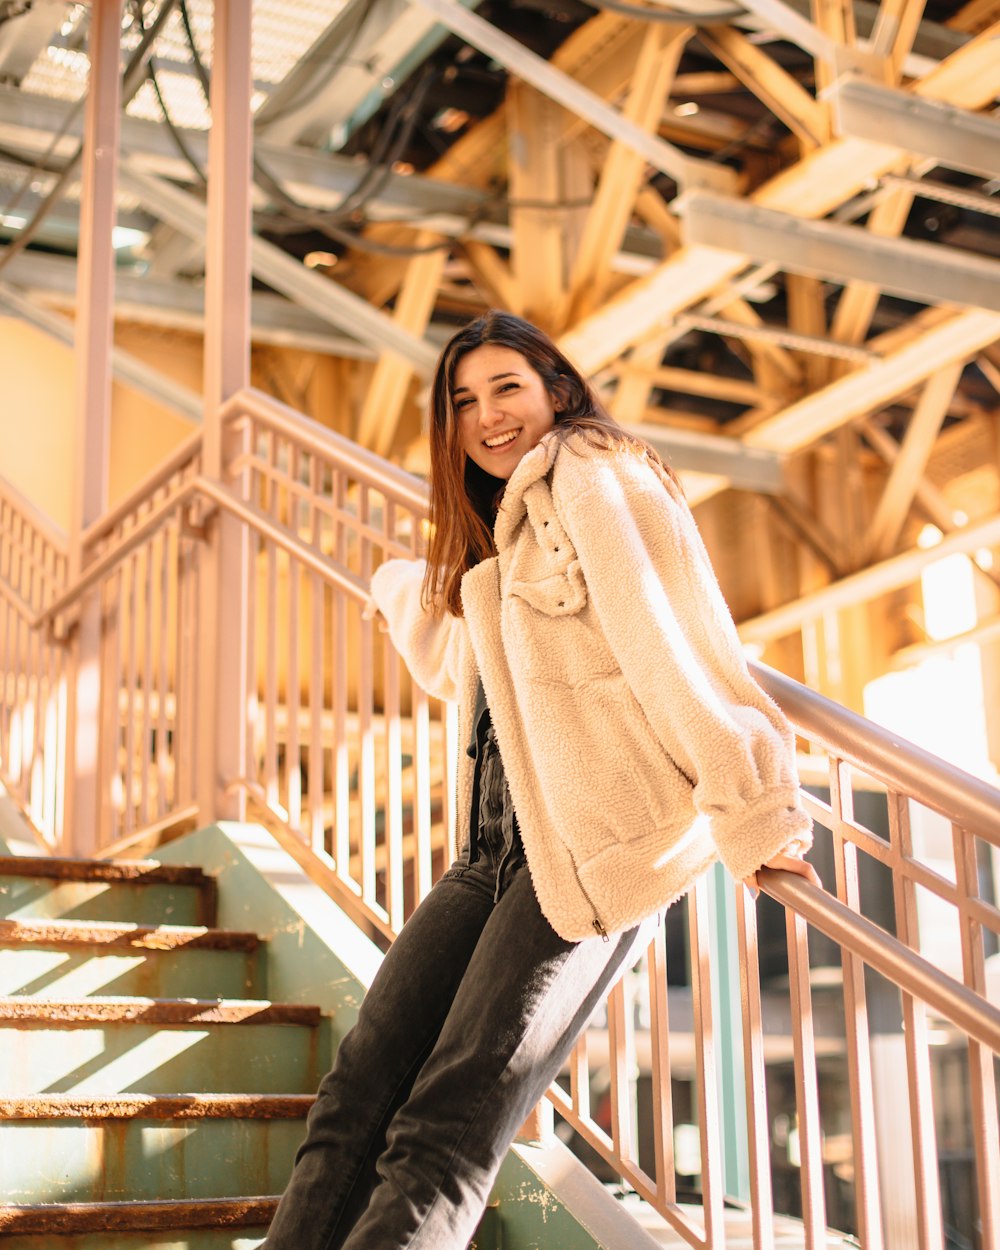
[1,392,999,1249]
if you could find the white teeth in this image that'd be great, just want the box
[484,430,519,448]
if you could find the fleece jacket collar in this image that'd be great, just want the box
[491,429,562,552]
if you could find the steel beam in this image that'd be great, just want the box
[118,163,440,376]
[679,189,1000,314]
[0,0,63,80]
[405,0,735,192]
[624,421,785,494]
[0,249,378,356]
[829,75,1000,179]
[732,0,837,59]
[255,0,480,146]
[0,282,201,422]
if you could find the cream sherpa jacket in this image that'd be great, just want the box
[370,429,812,941]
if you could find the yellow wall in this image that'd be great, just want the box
[0,316,76,531]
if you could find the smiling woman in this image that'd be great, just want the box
[262,310,819,1250]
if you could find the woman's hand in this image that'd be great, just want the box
[741,849,822,900]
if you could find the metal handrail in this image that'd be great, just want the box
[0,475,68,553]
[80,428,203,551]
[751,659,1000,846]
[29,476,370,633]
[760,869,1000,1054]
[221,387,431,515]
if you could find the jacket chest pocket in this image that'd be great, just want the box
[504,484,587,617]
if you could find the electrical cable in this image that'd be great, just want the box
[175,0,459,257]
[0,0,179,278]
[134,1,207,187]
[578,0,746,23]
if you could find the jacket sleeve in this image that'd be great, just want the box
[369,557,469,703]
[557,454,812,882]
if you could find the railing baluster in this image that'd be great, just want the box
[156,528,170,819]
[690,876,725,1248]
[308,454,325,855]
[140,540,154,828]
[830,757,884,1249]
[333,471,351,884]
[785,906,826,1249]
[359,482,377,912]
[888,790,944,1250]
[735,887,774,1250]
[952,821,1000,1250]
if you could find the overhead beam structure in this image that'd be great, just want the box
[118,163,440,376]
[679,190,1000,314]
[405,0,736,193]
[828,75,1000,178]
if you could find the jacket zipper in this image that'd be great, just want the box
[563,844,609,942]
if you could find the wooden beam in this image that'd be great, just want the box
[355,231,447,457]
[617,363,766,407]
[564,22,689,324]
[562,22,1000,373]
[870,0,929,82]
[459,240,523,315]
[507,81,567,331]
[865,362,963,560]
[829,182,913,350]
[946,0,1000,33]
[698,24,830,149]
[743,308,1000,454]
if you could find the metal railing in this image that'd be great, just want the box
[1,386,998,1249]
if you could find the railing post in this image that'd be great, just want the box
[65,0,124,856]
[707,861,751,1203]
[197,0,252,824]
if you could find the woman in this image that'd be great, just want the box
[263,311,819,1250]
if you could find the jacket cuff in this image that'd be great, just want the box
[710,789,814,883]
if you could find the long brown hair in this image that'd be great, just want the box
[424,310,680,616]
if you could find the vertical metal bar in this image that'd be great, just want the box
[412,683,432,903]
[569,1033,591,1123]
[785,907,826,1248]
[122,552,139,838]
[708,863,750,1202]
[103,566,124,848]
[198,0,252,824]
[606,975,635,1169]
[735,887,775,1250]
[309,453,325,853]
[333,472,351,880]
[830,759,884,1249]
[24,529,39,819]
[952,822,1000,1249]
[359,484,377,909]
[689,876,725,1247]
[67,0,122,856]
[888,792,943,1250]
[140,541,153,827]
[156,528,170,817]
[384,637,404,933]
[647,925,676,1208]
[264,538,279,808]
[287,460,302,832]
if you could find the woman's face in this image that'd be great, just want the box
[452,344,557,481]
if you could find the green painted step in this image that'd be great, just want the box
[0,1196,275,1248]
[0,997,331,1096]
[0,1095,313,1205]
[0,919,262,1000]
[0,857,216,927]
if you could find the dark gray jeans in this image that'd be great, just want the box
[262,819,640,1250]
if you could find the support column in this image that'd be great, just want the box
[66,0,123,855]
[197,0,253,824]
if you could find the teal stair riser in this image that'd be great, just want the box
[1,1119,307,1204]
[0,1232,269,1249]
[0,946,259,1000]
[0,878,207,926]
[0,1019,332,1095]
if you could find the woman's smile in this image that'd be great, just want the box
[452,344,557,480]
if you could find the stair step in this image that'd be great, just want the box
[0,1096,313,1204]
[0,857,216,926]
[0,997,330,1095]
[0,1196,277,1235]
[0,919,259,951]
[0,919,263,1000]
[0,1093,314,1119]
[0,996,320,1025]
